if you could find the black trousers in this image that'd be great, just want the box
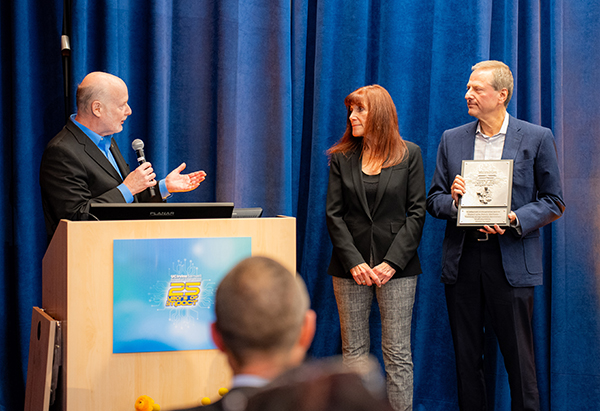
[445,235,539,411]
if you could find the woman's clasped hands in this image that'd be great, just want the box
[350,262,396,287]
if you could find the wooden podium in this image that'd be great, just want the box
[40,216,295,411]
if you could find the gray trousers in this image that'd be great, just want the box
[333,275,417,411]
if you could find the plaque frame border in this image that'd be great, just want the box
[457,159,513,228]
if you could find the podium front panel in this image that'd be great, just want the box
[42,217,295,411]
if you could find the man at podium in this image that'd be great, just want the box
[40,71,206,240]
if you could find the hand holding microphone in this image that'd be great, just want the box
[126,138,206,197]
[123,139,157,196]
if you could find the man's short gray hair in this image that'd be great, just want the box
[214,256,310,366]
[472,60,514,108]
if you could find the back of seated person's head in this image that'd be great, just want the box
[212,256,313,369]
[244,364,394,411]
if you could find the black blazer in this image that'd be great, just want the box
[40,118,160,239]
[326,141,426,280]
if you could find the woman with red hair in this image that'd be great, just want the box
[326,85,426,411]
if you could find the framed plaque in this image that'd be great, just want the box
[457,160,513,227]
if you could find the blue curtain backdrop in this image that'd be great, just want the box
[1,0,598,410]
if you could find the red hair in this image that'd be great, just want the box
[327,85,407,168]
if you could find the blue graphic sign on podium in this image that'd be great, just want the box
[113,237,251,353]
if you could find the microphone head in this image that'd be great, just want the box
[132,139,144,151]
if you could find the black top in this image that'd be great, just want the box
[362,171,380,216]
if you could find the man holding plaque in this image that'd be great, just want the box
[427,60,565,411]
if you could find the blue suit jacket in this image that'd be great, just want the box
[426,115,565,287]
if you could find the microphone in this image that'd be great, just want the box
[131,139,156,197]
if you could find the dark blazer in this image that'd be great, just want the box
[40,118,159,238]
[326,141,426,279]
[426,115,565,287]
[170,386,261,411]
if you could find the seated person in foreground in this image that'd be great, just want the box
[245,356,395,411]
[170,256,316,411]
